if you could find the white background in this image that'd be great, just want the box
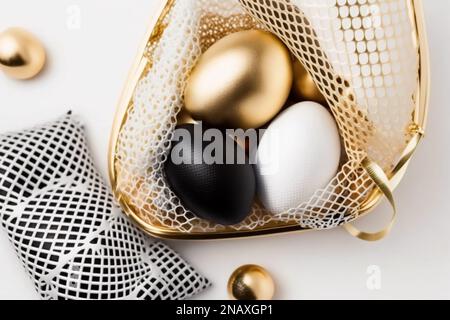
[0,0,449,300]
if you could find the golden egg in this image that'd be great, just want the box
[293,59,327,105]
[185,30,293,129]
[227,264,275,300]
[0,27,46,80]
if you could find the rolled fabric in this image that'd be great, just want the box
[0,112,210,300]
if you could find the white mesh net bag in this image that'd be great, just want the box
[0,113,210,300]
[111,0,427,239]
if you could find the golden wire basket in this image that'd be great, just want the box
[108,0,429,241]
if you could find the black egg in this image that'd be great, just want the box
[164,124,256,225]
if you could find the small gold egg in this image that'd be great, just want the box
[0,27,46,80]
[293,59,327,105]
[185,30,293,129]
[228,264,275,300]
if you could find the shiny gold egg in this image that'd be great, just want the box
[293,59,327,105]
[185,30,293,129]
[0,27,46,80]
[228,264,275,300]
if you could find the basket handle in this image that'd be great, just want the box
[343,130,423,241]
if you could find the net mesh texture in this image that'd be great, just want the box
[0,113,210,300]
[114,0,419,233]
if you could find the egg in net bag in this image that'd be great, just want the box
[113,0,421,235]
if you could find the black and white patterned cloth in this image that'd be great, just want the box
[0,112,210,300]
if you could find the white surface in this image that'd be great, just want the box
[0,0,449,300]
[256,102,341,215]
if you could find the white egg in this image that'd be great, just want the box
[256,101,341,215]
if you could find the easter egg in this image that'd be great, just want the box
[0,27,46,80]
[228,265,275,300]
[292,59,327,105]
[184,30,293,129]
[164,124,256,225]
[255,102,341,214]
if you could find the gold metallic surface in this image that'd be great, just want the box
[357,0,430,217]
[108,0,174,188]
[292,59,327,105]
[199,13,261,51]
[228,265,275,300]
[184,30,293,129]
[345,131,423,241]
[345,158,397,242]
[108,0,429,241]
[176,108,197,125]
[0,27,46,80]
